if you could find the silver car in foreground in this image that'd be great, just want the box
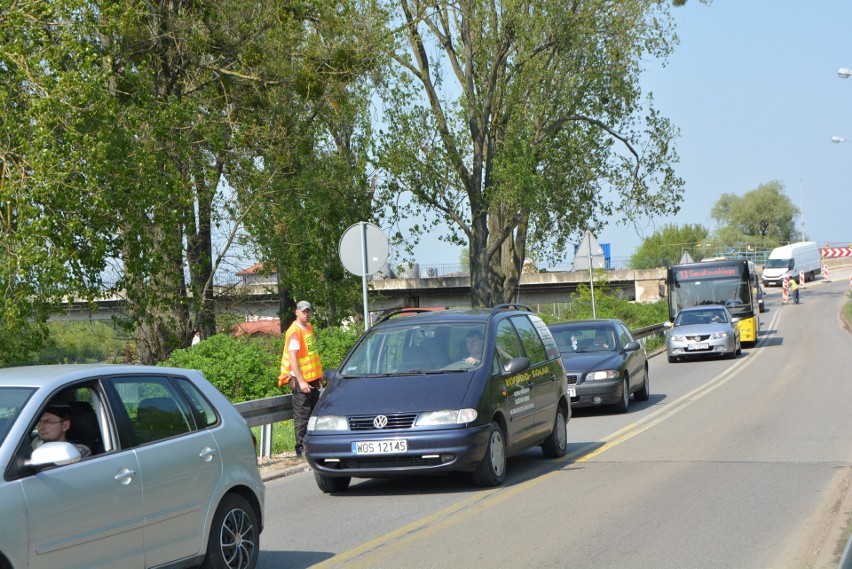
[665,305,741,363]
[0,364,264,569]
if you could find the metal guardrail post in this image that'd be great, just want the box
[260,424,273,458]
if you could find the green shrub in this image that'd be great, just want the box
[161,334,282,403]
[315,326,362,370]
[161,325,362,403]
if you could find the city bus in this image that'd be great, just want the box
[666,259,760,345]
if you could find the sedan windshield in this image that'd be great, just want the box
[675,310,728,326]
[0,387,36,447]
[342,322,487,375]
[551,326,615,354]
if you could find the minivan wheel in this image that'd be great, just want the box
[473,422,506,487]
[612,376,629,414]
[541,407,567,458]
[200,494,259,569]
[315,473,351,493]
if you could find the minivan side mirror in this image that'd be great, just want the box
[504,357,530,374]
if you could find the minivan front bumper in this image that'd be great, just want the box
[305,423,492,478]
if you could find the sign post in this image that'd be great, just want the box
[339,222,389,331]
[572,230,606,319]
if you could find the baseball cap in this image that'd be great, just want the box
[296,301,312,311]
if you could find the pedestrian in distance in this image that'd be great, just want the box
[278,301,324,458]
[191,331,201,346]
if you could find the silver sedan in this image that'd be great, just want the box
[666,305,741,363]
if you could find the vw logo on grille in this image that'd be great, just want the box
[373,415,388,429]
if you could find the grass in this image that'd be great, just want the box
[252,420,297,455]
[843,291,852,328]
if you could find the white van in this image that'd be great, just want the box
[761,241,821,286]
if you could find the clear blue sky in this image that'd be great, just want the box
[408,0,852,266]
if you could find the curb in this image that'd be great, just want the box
[261,463,311,482]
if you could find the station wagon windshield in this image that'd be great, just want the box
[342,322,487,375]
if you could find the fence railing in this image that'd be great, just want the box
[235,323,668,458]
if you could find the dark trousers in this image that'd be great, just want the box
[291,379,320,453]
[793,289,799,304]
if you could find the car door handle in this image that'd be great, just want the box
[199,447,217,462]
[114,467,137,485]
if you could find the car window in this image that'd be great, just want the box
[495,319,524,366]
[174,378,218,428]
[509,315,547,365]
[0,387,36,447]
[529,315,560,361]
[617,323,633,346]
[109,376,195,446]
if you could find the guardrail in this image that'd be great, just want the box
[234,395,293,458]
[234,323,669,459]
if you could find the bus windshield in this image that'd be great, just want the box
[667,261,755,320]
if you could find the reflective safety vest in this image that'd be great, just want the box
[278,322,323,386]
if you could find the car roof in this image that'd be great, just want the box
[374,305,531,327]
[549,319,621,328]
[0,364,199,389]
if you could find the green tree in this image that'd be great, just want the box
[1,0,382,361]
[710,180,799,247]
[374,0,686,307]
[630,223,710,269]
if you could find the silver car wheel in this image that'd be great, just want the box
[202,494,259,569]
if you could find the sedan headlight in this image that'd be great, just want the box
[710,331,730,340]
[415,408,478,426]
[585,370,620,381]
[308,415,348,431]
[670,335,685,342]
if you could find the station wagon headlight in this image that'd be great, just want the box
[670,335,685,342]
[711,332,730,340]
[415,408,478,426]
[308,415,348,431]
[585,370,620,381]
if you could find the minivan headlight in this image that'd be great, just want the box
[308,415,348,431]
[415,408,478,426]
[585,370,620,381]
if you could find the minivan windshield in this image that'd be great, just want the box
[342,322,487,375]
[765,258,793,269]
[0,387,36,446]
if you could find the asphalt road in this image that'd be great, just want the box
[258,273,852,569]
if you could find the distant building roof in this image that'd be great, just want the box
[236,263,277,277]
[231,319,281,337]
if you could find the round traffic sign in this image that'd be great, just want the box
[338,222,389,276]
